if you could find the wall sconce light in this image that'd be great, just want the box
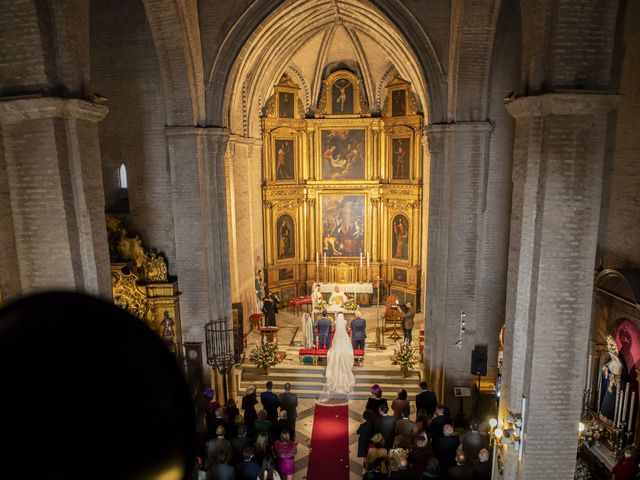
[489,413,523,451]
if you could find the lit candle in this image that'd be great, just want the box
[623,382,630,424]
[628,392,636,432]
[316,252,319,267]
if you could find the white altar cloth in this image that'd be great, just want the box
[317,282,373,294]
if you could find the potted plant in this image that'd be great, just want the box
[249,341,280,374]
[390,342,418,377]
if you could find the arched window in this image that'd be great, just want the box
[118,163,128,189]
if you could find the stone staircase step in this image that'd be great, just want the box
[237,362,422,400]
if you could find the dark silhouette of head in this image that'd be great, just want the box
[0,292,195,479]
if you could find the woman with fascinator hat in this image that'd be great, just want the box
[366,384,389,420]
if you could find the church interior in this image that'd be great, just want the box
[1,0,640,478]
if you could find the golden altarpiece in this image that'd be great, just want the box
[262,71,423,306]
[107,216,183,359]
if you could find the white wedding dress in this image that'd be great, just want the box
[317,313,355,404]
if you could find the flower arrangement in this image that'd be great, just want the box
[249,341,280,371]
[583,420,605,448]
[313,298,328,311]
[574,458,591,480]
[343,298,358,311]
[390,342,419,374]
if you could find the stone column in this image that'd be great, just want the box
[164,127,232,348]
[0,97,111,301]
[423,121,493,405]
[499,93,619,479]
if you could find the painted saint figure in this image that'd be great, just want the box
[394,141,407,178]
[393,216,409,259]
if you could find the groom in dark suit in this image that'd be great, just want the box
[317,310,331,349]
[351,310,366,350]
[260,381,280,424]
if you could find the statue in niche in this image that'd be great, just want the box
[160,311,176,353]
[600,335,625,421]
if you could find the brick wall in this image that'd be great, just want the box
[598,0,640,268]
[91,0,177,270]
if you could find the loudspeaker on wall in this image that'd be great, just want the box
[471,347,488,376]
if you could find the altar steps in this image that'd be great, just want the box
[238,365,422,400]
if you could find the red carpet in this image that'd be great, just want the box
[307,404,350,480]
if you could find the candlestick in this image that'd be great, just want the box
[360,252,363,268]
[586,354,593,391]
[597,365,603,413]
[628,392,635,432]
[367,251,370,268]
[623,382,630,424]
[617,386,625,428]
[614,386,621,427]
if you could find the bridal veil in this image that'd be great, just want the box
[317,313,355,404]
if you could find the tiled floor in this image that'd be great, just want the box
[243,306,424,479]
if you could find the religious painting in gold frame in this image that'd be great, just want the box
[390,136,411,180]
[391,214,410,261]
[320,194,366,257]
[273,138,296,181]
[320,129,365,180]
[278,91,295,118]
[275,214,295,260]
[391,89,406,117]
[331,77,355,114]
[393,268,407,284]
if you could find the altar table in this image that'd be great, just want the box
[312,305,357,325]
[316,282,373,294]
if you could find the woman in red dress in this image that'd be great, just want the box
[273,430,297,480]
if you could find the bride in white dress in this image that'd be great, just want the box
[318,313,355,404]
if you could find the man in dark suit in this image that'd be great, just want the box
[279,382,298,439]
[433,424,460,472]
[461,420,487,467]
[230,425,253,466]
[472,448,492,479]
[236,446,259,480]
[209,452,235,480]
[428,406,452,441]
[207,425,232,467]
[400,301,415,344]
[416,381,438,418]
[260,381,280,424]
[447,451,474,480]
[317,310,331,349]
[351,310,366,350]
[374,404,397,449]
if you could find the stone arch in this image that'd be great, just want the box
[446,0,502,121]
[141,0,206,126]
[211,0,445,131]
